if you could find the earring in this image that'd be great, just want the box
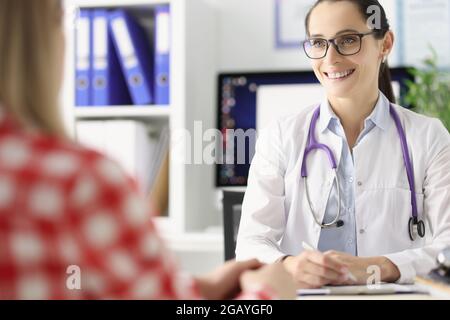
[382,56,387,64]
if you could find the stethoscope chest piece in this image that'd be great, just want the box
[408,217,425,241]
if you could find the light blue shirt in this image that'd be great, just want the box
[317,92,391,256]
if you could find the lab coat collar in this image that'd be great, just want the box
[318,91,391,133]
[370,91,391,131]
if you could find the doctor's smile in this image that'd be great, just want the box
[323,69,356,81]
[236,0,450,290]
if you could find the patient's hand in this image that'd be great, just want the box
[195,259,263,299]
[240,262,297,300]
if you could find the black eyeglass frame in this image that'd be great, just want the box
[302,31,377,59]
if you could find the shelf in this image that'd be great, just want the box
[64,0,221,237]
[72,0,171,8]
[162,232,224,252]
[154,217,223,252]
[74,106,171,119]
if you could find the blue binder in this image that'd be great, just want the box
[92,10,131,106]
[109,10,154,105]
[75,9,92,106]
[154,5,171,105]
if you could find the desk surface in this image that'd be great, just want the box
[297,293,434,300]
[296,283,442,300]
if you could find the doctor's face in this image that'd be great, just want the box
[306,1,385,99]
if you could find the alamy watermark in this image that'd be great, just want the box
[66,265,82,290]
[367,5,382,30]
[366,265,382,289]
[170,123,257,166]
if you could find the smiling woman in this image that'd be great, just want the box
[236,0,450,290]
[305,0,395,110]
[0,0,296,300]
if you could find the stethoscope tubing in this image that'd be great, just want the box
[304,169,341,228]
[301,103,423,239]
[389,106,419,220]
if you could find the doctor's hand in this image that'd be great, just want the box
[282,251,351,289]
[321,251,401,284]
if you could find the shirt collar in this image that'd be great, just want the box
[318,91,391,133]
[318,98,338,133]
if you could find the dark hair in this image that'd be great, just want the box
[305,0,395,103]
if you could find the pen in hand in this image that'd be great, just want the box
[301,242,358,283]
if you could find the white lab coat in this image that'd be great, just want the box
[235,100,450,284]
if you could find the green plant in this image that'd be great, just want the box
[404,48,450,132]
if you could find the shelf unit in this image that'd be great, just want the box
[73,0,171,7]
[62,0,222,244]
[74,106,171,119]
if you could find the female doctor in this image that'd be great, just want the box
[236,0,450,289]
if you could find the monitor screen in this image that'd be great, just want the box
[216,68,414,187]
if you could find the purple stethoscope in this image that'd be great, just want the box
[300,104,425,241]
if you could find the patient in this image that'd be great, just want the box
[0,0,295,299]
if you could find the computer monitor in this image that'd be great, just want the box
[216,68,414,187]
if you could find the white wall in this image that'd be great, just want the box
[211,0,449,71]
[214,0,312,72]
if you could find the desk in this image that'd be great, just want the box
[298,293,434,300]
[296,283,441,300]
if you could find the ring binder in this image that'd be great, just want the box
[154,5,171,105]
[92,9,131,106]
[109,10,154,106]
[75,9,92,106]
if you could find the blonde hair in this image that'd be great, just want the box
[0,0,66,136]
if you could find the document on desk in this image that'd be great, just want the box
[297,284,425,296]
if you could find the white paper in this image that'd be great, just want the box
[297,284,424,296]
[76,121,107,154]
[76,120,156,194]
[103,121,154,194]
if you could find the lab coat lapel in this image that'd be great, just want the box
[316,129,343,226]
[300,110,343,232]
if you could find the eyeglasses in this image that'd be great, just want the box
[302,31,376,59]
